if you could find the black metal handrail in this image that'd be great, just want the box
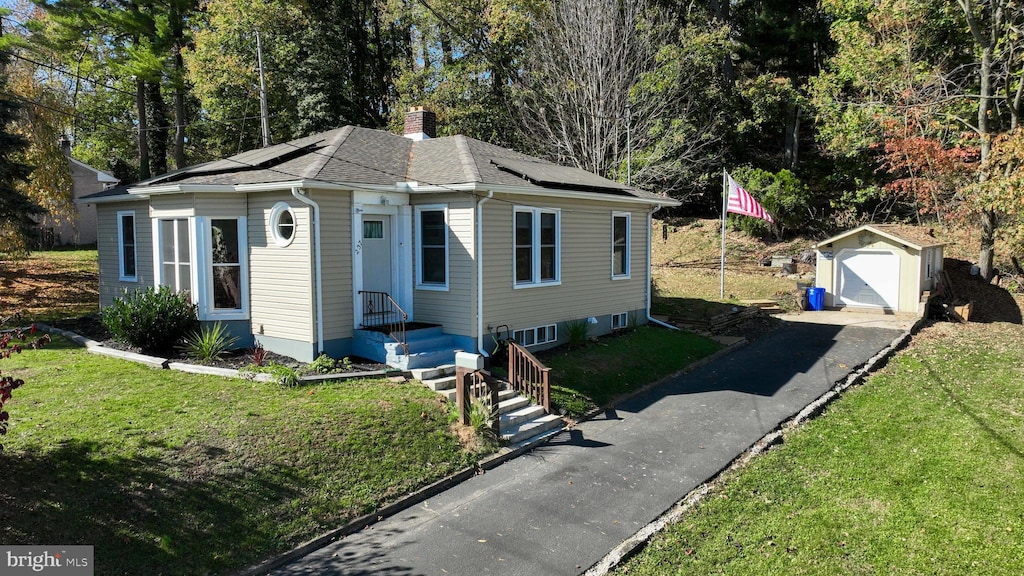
[358,290,408,355]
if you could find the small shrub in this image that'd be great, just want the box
[250,342,267,367]
[102,287,198,354]
[309,353,336,374]
[240,362,300,387]
[341,356,354,371]
[182,322,238,362]
[563,318,590,349]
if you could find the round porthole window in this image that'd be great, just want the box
[270,202,296,247]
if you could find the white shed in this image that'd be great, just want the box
[814,224,944,314]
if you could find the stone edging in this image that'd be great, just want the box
[582,316,929,576]
[38,323,275,383]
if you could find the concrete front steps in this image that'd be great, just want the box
[353,325,459,370]
[410,365,564,446]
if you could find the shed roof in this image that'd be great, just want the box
[814,224,946,251]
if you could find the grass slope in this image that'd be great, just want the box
[618,322,1024,575]
[541,326,721,416]
[0,338,476,575]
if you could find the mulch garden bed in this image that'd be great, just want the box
[49,314,389,374]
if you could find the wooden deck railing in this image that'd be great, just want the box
[507,340,551,413]
[454,367,501,437]
[357,290,408,354]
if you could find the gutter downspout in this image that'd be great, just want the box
[291,187,325,354]
[477,190,494,356]
[646,204,678,331]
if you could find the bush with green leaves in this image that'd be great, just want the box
[102,287,199,354]
[309,353,336,374]
[727,167,813,239]
[182,322,238,362]
[563,318,590,349]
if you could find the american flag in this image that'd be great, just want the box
[726,174,774,223]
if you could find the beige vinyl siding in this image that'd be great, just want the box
[481,195,649,339]
[248,193,314,342]
[97,201,153,306]
[193,194,245,217]
[149,194,195,217]
[412,194,476,335]
[310,189,354,340]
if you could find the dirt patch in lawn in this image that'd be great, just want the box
[1,252,99,320]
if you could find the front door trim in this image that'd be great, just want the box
[352,191,413,329]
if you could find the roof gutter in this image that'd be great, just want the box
[291,187,325,355]
[477,190,494,357]
[646,204,678,331]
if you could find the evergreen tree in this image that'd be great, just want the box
[0,13,42,254]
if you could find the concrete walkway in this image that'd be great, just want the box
[271,321,904,576]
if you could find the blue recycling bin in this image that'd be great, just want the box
[806,287,825,311]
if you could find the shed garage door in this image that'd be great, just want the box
[837,251,899,309]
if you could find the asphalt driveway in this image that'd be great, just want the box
[271,321,904,576]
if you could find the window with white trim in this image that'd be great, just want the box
[611,312,628,330]
[117,210,137,281]
[270,202,296,247]
[210,219,243,311]
[416,206,448,289]
[513,324,557,347]
[159,218,191,292]
[612,212,630,278]
[514,207,559,286]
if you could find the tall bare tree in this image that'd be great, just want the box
[515,0,727,200]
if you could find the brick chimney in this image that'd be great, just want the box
[403,106,436,140]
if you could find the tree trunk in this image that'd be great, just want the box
[979,209,997,280]
[171,8,187,169]
[136,77,150,181]
[784,102,800,168]
[978,46,995,279]
[146,81,169,177]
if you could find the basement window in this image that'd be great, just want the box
[513,324,557,347]
[611,312,628,330]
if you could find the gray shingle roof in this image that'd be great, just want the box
[125,125,671,202]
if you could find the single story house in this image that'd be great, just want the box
[82,108,680,368]
[813,224,944,314]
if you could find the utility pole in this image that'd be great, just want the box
[255,29,271,147]
[626,104,632,186]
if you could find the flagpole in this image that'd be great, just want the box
[720,169,727,299]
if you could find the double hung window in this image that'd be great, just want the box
[416,206,448,289]
[515,207,559,286]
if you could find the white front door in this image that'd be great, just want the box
[838,251,899,309]
[361,215,392,296]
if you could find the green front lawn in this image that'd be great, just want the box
[0,337,477,575]
[541,326,722,416]
[618,322,1024,575]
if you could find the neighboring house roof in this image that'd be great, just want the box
[70,158,119,184]
[814,224,946,251]
[81,126,676,205]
